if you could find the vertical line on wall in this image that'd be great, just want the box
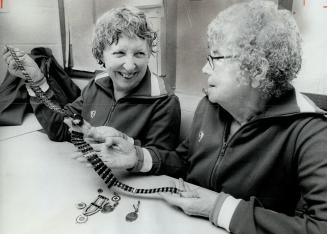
[278,0,293,10]
[92,0,96,24]
[68,26,74,69]
[165,0,177,91]
[58,0,66,68]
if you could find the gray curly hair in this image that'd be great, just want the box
[92,6,157,66]
[208,0,302,97]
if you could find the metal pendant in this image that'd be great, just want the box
[101,203,115,213]
[125,200,140,222]
[125,212,138,222]
[111,192,121,202]
[97,188,103,193]
[101,193,120,213]
[76,202,87,209]
[76,215,88,224]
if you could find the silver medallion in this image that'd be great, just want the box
[111,192,121,202]
[76,202,87,209]
[76,215,88,224]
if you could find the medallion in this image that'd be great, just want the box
[125,201,140,222]
[126,212,138,222]
[97,188,103,193]
[76,215,88,224]
[76,202,86,209]
[101,202,115,213]
[111,192,121,202]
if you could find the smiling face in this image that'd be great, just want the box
[202,42,251,106]
[102,34,150,98]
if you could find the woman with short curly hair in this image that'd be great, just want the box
[92,6,157,66]
[2,6,181,163]
[91,1,327,233]
[207,0,302,97]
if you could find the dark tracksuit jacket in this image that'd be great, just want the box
[30,68,181,153]
[149,89,327,234]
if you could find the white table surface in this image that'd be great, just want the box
[0,113,42,142]
[0,128,227,234]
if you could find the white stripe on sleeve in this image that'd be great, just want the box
[217,196,241,232]
[26,81,49,96]
[140,148,152,172]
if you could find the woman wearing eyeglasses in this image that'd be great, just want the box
[75,1,327,233]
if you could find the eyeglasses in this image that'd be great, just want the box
[206,55,235,70]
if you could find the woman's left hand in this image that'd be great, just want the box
[159,179,219,218]
[63,117,92,136]
[64,117,132,143]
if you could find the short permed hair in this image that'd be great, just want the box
[207,0,302,97]
[92,6,157,65]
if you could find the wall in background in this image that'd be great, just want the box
[292,0,327,95]
[0,0,62,86]
[63,0,96,71]
[175,0,224,96]
[65,0,167,77]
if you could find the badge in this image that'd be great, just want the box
[90,110,96,118]
[198,131,204,142]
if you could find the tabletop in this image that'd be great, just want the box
[0,120,227,234]
[0,113,42,141]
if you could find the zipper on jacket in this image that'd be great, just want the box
[209,122,229,190]
[207,118,262,190]
[208,119,253,190]
[104,101,118,126]
[209,141,228,191]
[103,95,155,126]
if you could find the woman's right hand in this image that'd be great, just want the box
[70,136,138,170]
[100,136,138,170]
[2,46,44,82]
[85,126,133,144]
[64,119,137,170]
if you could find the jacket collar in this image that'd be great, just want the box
[258,88,326,119]
[214,87,326,123]
[94,67,168,99]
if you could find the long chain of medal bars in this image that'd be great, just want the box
[7,46,180,195]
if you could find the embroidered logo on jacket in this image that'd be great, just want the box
[198,131,204,142]
[90,110,96,119]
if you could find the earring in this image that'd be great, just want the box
[98,60,106,68]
